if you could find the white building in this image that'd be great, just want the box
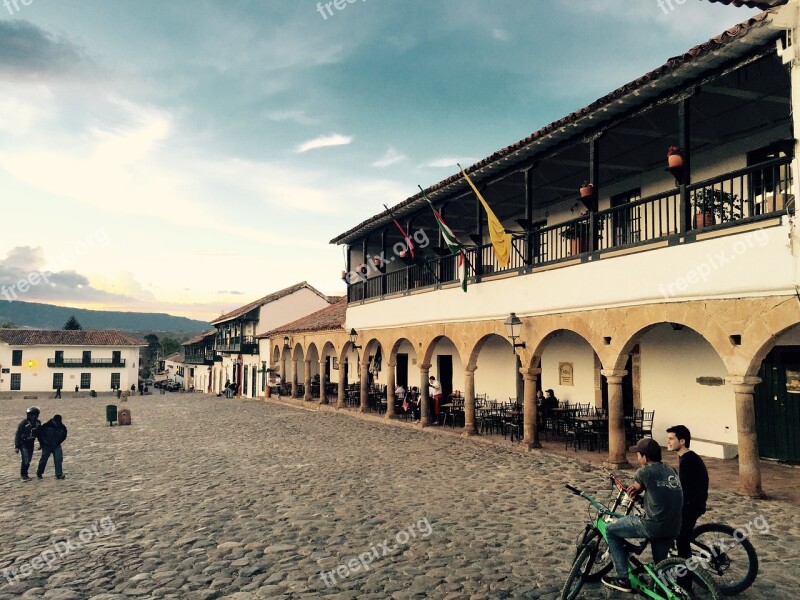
[0,329,143,394]
[210,282,334,398]
[163,352,186,388]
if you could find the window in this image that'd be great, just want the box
[112,351,121,364]
[12,350,22,366]
[82,351,91,365]
[243,365,249,395]
[55,350,64,363]
[53,373,63,390]
[10,373,21,390]
[80,373,91,389]
[111,373,120,390]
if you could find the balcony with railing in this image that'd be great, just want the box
[214,335,258,354]
[47,358,127,368]
[347,157,794,304]
[184,348,218,365]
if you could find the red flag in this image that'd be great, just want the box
[384,204,415,259]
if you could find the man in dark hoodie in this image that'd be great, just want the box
[14,406,41,481]
[36,414,68,480]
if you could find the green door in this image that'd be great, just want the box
[755,347,800,463]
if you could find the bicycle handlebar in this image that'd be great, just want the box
[564,484,626,519]
[565,483,581,495]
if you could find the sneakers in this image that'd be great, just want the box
[56,475,66,480]
[21,475,31,481]
[602,575,633,593]
[36,474,43,479]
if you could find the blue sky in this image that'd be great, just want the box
[0,0,759,321]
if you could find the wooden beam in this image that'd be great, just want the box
[702,85,789,105]
[548,158,644,172]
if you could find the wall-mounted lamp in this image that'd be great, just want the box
[283,335,290,349]
[348,328,362,350]
[26,360,36,368]
[504,312,526,354]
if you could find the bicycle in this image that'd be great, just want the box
[561,482,721,600]
[581,473,758,596]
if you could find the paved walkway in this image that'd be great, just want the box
[1,394,797,599]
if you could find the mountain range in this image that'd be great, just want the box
[0,301,210,332]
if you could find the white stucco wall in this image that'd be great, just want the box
[539,332,597,405]
[255,288,331,335]
[474,335,517,401]
[347,219,795,330]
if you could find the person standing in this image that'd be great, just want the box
[14,407,41,481]
[428,376,442,421]
[667,425,709,588]
[36,414,68,479]
[55,387,62,399]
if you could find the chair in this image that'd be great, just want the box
[639,410,655,439]
[443,398,465,428]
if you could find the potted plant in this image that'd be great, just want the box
[691,187,742,229]
[579,180,594,199]
[560,220,590,255]
[667,146,685,168]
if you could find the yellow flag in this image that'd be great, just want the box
[460,166,511,267]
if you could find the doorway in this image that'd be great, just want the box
[437,355,453,398]
[755,346,800,463]
[396,353,408,388]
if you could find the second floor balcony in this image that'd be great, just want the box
[47,357,126,368]
[215,335,258,355]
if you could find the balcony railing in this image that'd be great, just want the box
[215,335,257,353]
[346,157,793,304]
[47,358,126,368]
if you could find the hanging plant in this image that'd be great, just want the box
[579,180,594,199]
[667,146,685,168]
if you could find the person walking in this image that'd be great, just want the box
[55,387,62,399]
[14,407,41,481]
[667,425,709,589]
[36,414,68,479]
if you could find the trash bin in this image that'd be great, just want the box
[106,404,118,425]
[118,408,131,426]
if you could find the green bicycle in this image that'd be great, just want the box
[561,483,721,599]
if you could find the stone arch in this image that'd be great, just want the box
[737,299,800,376]
[389,337,418,364]
[527,327,605,372]
[271,344,280,365]
[421,334,464,368]
[466,332,514,370]
[466,333,518,402]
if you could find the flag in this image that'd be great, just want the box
[383,204,415,259]
[420,187,468,292]
[459,165,511,267]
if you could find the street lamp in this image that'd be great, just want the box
[504,312,526,354]
[283,335,290,349]
[348,328,362,350]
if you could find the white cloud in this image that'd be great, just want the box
[267,109,318,125]
[295,133,352,153]
[372,146,407,168]
[492,28,510,42]
[420,157,477,169]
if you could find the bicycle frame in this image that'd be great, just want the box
[565,484,687,600]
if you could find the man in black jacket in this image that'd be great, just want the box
[14,406,41,481]
[667,424,709,587]
[36,414,68,479]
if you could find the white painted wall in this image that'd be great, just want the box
[0,345,140,393]
[639,325,736,448]
[255,288,330,335]
[540,332,597,405]
[347,219,795,330]
[474,335,517,401]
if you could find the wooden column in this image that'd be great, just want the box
[522,367,542,449]
[385,362,397,420]
[730,375,765,498]
[303,359,312,401]
[462,366,477,436]
[419,364,431,427]
[588,137,600,251]
[524,167,534,266]
[678,98,692,233]
[602,369,629,468]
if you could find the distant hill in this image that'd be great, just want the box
[0,301,210,332]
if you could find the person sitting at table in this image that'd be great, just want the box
[407,386,421,421]
[544,389,559,412]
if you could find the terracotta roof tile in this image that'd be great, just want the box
[707,0,785,8]
[183,329,217,346]
[210,282,331,326]
[164,352,183,362]
[0,329,145,346]
[259,297,347,337]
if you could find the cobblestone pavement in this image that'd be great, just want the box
[1,394,798,599]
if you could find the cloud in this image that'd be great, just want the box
[295,133,352,153]
[267,109,318,125]
[217,290,244,295]
[420,157,477,169]
[372,147,407,168]
[492,28,511,42]
[0,20,93,79]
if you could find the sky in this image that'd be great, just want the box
[0,0,760,322]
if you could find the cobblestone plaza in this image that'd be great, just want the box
[2,394,798,599]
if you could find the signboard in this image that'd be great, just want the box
[559,362,574,386]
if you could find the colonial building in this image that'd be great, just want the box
[210,282,333,398]
[0,329,143,394]
[182,330,218,393]
[287,7,800,497]
[163,352,186,388]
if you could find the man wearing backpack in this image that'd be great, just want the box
[14,406,41,481]
[36,414,68,480]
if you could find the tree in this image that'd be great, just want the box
[63,315,82,330]
[0,320,16,328]
[161,337,181,357]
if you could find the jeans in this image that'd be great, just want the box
[676,505,704,587]
[19,443,34,477]
[37,445,63,477]
[606,516,673,578]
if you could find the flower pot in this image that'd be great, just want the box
[570,237,588,256]
[667,154,684,168]
[694,211,715,229]
[579,185,593,199]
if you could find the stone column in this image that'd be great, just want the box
[337,373,345,409]
[462,366,477,436]
[522,367,542,449]
[419,364,431,427]
[385,362,397,419]
[303,359,312,401]
[730,375,765,498]
[291,358,298,398]
[360,359,369,412]
[318,358,327,404]
[602,369,629,469]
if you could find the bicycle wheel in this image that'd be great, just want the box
[581,530,613,582]
[561,539,599,600]
[653,556,722,600]
[691,523,758,595]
